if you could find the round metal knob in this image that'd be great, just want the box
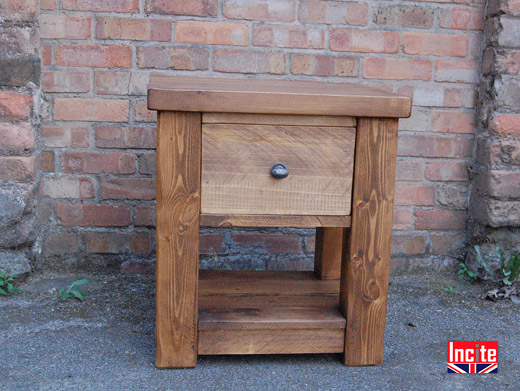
[270,163,289,179]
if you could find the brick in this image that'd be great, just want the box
[396,160,423,181]
[41,44,52,66]
[0,0,38,21]
[40,14,91,39]
[290,54,359,77]
[485,170,520,198]
[100,178,155,200]
[96,126,156,149]
[374,5,434,28]
[435,60,478,83]
[253,25,324,49]
[393,209,414,230]
[435,183,468,209]
[57,204,131,226]
[232,233,302,254]
[416,209,466,230]
[96,17,171,41]
[138,152,156,174]
[398,135,466,158]
[364,57,431,80]
[40,177,95,199]
[200,233,225,255]
[137,46,209,70]
[498,16,520,48]
[44,232,78,255]
[443,86,476,109]
[41,151,55,172]
[86,232,128,253]
[0,91,31,120]
[0,156,37,182]
[42,70,90,93]
[431,232,465,255]
[496,50,520,75]
[395,184,434,206]
[0,26,38,56]
[299,1,368,26]
[130,233,153,255]
[391,234,427,255]
[0,56,40,87]
[41,0,56,10]
[41,125,89,148]
[62,151,135,174]
[399,109,430,132]
[492,113,520,137]
[176,21,249,46]
[402,32,468,57]
[224,0,295,22]
[497,79,520,110]
[425,161,468,181]
[134,100,156,122]
[146,0,217,16]
[489,139,520,166]
[94,71,131,95]
[305,235,315,253]
[430,111,475,134]
[214,50,286,74]
[0,122,34,153]
[134,205,155,226]
[56,44,132,68]
[62,0,138,12]
[54,98,129,122]
[439,7,484,30]
[330,29,399,53]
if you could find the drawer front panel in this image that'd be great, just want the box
[201,122,355,216]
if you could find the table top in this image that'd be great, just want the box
[148,76,412,118]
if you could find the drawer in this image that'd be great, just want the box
[201,114,356,216]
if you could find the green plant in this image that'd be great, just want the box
[458,262,477,281]
[59,279,89,301]
[474,245,496,278]
[501,252,520,286]
[0,274,22,296]
[444,285,458,294]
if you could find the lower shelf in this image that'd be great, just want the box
[198,270,345,355]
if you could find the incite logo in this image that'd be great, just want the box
[447,341,498,373]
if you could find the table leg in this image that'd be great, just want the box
[340,118,398,366]
[155,111,201,368]
[314,227,344,280]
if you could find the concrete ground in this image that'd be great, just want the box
[0,270,519,391]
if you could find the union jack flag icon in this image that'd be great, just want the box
[447,363,498,373]
[447,341,498,374]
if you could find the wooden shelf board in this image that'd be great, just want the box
[198,270,345,355]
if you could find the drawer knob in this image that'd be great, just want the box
[270,163,289,179]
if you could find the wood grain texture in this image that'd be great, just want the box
[201,124,355,216]
[203,113,356,127]
[199,270,340,310]
[148,76,412,118]
[155,111,201,368]
[314,227,345,280]
[200,214,351,228]
[198,329,345,355]
[199,307,346,330]
[198,270,345,355]
[339,118,399,366]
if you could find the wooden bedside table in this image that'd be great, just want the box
[147,76,411,368]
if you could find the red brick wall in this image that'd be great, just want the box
[38,0,485,272]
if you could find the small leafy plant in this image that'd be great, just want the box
[502,252,520,286]
[0,274,22,296]
[458,262,477,282]
[59,279,89,301]
[444,285,458,294]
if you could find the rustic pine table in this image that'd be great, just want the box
[147,76,411,368]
